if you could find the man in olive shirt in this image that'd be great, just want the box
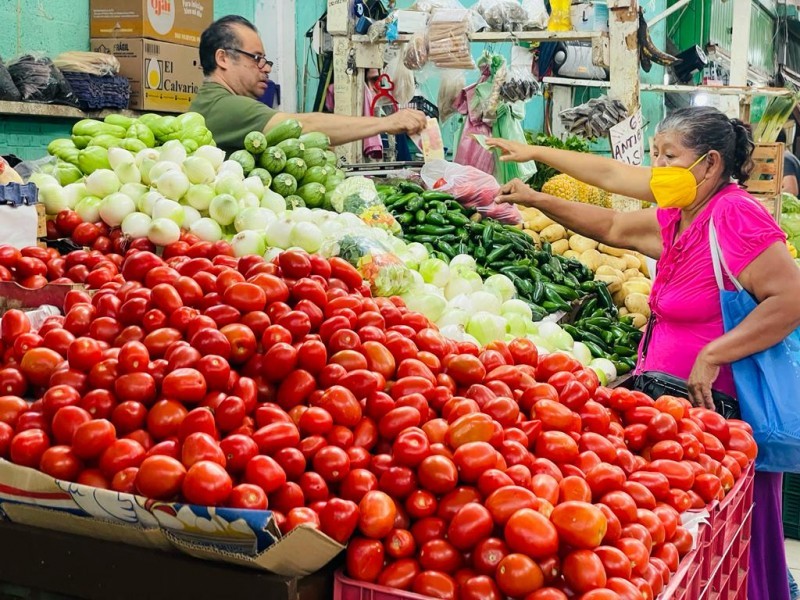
[191,16,428,154]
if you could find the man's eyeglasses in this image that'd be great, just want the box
[226,48,273,69]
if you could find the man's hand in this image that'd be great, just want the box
[486,138,536,163]
[383,109,427,135]
[496,179,546,208]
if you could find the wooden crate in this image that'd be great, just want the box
[35,204,46,238]
[744,143,784,221]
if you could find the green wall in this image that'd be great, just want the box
[0,0,256,160]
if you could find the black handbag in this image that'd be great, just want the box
[632,316,740,420]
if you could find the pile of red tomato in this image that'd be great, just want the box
[0,241,757,600]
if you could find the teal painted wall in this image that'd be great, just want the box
[0,0,256,160]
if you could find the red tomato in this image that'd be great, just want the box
[319,497,359,544]
[346,537,385,583]
[358,490,396,539]
[99,438,146,478]
[495,554,544,598]
[135,455,186,500]
[550,501,608,549]
[146,399,188,440]
[447,502,493,551]
[244,454,287,494]
[227,483,268,510]
[71,419,116,460]
[412,571,458,599]
[39,445,82,480]
[417,455,458,495]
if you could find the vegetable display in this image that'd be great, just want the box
[0,247,757,600]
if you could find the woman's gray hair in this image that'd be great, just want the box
[656,106,755,183]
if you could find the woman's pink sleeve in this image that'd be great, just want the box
[714,196,786,277]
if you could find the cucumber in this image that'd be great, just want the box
[229,149,256,174]
[298,131,330,150]
[301,166,328,186]
[271,172,298,197]
[276,138,305,160]
[324,150,338,167]
[297,182,326,208]
[265,119,302,146]
[285,195,306,209]
[258,146,287,175]
[283,157,307,182]
[302,147,327,168]
[244,131,268,155]
[249,167,272,188]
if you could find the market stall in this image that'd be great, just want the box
[0,0,795,598]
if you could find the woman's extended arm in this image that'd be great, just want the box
[688,242,800,407]
[496,180,663,259]
[486,138,657,203]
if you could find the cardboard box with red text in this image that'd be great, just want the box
[91,38,203,113]
[90,0,213,47]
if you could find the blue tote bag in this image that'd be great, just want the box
[710,219,800,472]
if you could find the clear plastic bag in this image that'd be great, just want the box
[0,58,21,101]
[420,160,523,224]
[476,0,529,31]
[522,0,549,29]
[499,46,539,102]
[438,69,465,123]
[403,31,429,71]
[428,10,476,70]
[386,54,415,105]
[7,54,77,105]
[323,233,415,297]
[329,176,402,235]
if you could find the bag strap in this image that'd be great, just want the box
[708,217,743,292]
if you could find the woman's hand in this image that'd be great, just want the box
[486,138,536,163]
[687,349,721,410]
[496,179,548,208]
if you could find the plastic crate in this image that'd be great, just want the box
[334,570,428,600]
[782,472,800,540]
[662,462,755,600]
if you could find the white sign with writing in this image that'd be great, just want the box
[609,109,645,166]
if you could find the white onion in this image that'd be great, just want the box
[121,212,152,238]
[148,217,181,246]
[99,192,136,227]
[190,217,223,242]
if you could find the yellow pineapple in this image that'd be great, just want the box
[542,174,611,208]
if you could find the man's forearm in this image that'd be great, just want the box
[267,112,384,146]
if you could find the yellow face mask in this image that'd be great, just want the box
[649,154,708,208]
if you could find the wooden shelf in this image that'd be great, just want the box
[353,30,604,44]
[0,100,146,121]
[543,77,795,97]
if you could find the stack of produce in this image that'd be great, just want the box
[541,174,612,209]
[0,247,757,600]
[519,206,651,324]
[780,192,800,266]
[382,184,598,321]
[225,125,343,210]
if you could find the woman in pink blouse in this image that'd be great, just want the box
[488,106,800,600]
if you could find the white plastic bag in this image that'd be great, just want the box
[476,0,528,31]
[522,0,549,29]
[385,54,415,105]
[438,69,466,123]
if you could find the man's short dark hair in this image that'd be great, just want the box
[199,15,258,76]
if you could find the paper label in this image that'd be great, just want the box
[609,109,645,166]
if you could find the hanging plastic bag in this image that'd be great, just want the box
[522,0,549,29]
[427,9,476,70]
[500,46,539,103]
[403,31,429,71]
[493,101,537,184]
[385,53,415,105]
[329,176,402,235]
[438,69,466,123]
[453,74,495,176]
[420,159,522,224]
[476,0,529,31]
[0,58,21,101]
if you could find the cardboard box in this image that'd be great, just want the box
[91,38,203,113]
[90,0,213,47]
[0,281,87,315]
[0,460,344,575]
[571,2,609,32]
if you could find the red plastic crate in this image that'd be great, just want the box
[334,464,756,600]
[662,462,755,600]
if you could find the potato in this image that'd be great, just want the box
[596,265,625,280]
[612,289,627,307]
[622,280,652,296]
[619,307,629,316]
[595,274,622,288]
[629,312,648,329]
[530,213,556,231]
[551,239,570,255]
[563,250,581,260]
[523,229,541,245]
[622,268,642,281]
[623,253,642,270]
[569,234,599,253]
[625,293,651,318]
[580,249,604,271]
[635,252,651,277]
[598,243,628,258]
[540,223,567,242]
[602,255,628,272]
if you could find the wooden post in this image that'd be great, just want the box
[718,0,753,119]
[327,0,363,164]
[550,85,573,139]
[607,0,641,114]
